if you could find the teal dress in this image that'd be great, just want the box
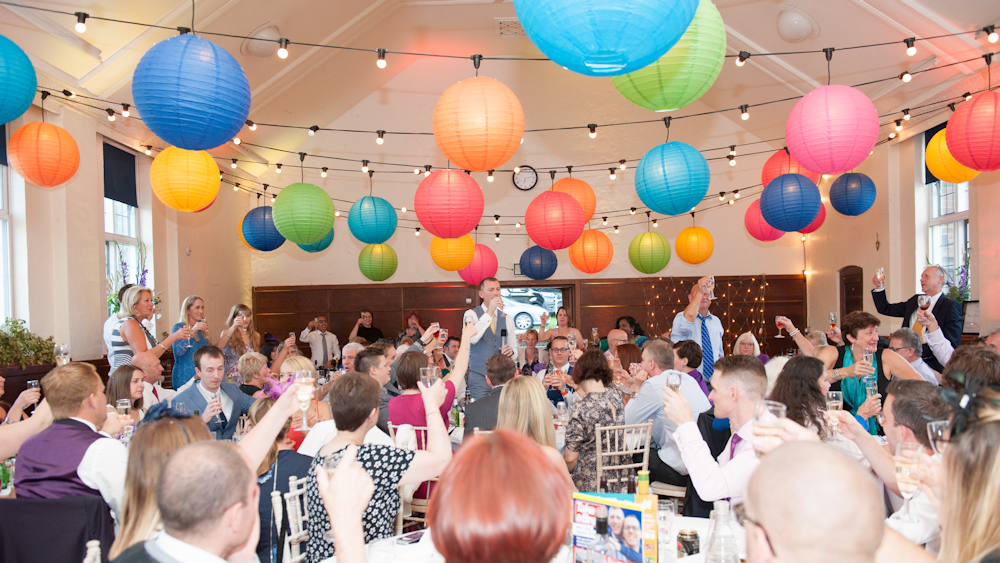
[841,347,880,435]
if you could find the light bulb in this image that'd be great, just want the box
[515,222,521,228]
[514,166,521,173]
[487,170,494,182]
[277,38,289,59]
[903,109,910,121]
[736,51,749,67]
[361,160,369,173]
[376,130,384,145]
[321,167,328,178]
[901,71,912,82]
[231,159,238,169]
[520,137,524,144]
[894,119,903,132]
[740,105,750,120]
[400,207,407,213]
[276,164,282,173]
[376,49,387,68]
[734,190,740,199]
[309,126,318,137]
[121,104,130,118]
[233,137,241,145]
[964,92,973,101]
[719,192,726,201]
[987,26,999,43]
[905,38,916,56]
[620,160,627,171]
[889,132,897,139]
[414,168,420,175]
[144,146,151,156]
[233,186,239,192]
[609,168,616,180]
[494,215,500,224]
[495,233,500,241]
[75,12,87,33]
[727,199,735,205]
[613,226,619,234]
[588,124,597,139]
[729,145,736,156]
[247,120,257,131]
[106,109,115,121]
[652,219,658,227]
[630,207,636,215]
[424,170,431,177]
[800,235,806,241]
[415,228,420,236]
[335,210,341,217]
[728,155,736,167]
[271,196,275,202]
[602,217,608,226]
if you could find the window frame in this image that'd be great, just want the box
[927,180,970,276]
[0,160,11,319]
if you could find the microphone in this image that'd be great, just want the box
[501,328,508,350]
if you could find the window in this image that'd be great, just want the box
[500,287,564,334]
[928,181,969,275]
[103,142,140,316]
[0,155,11,320]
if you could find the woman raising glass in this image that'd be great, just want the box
[109,286,192,368]
[170,295,211,390]
[539,307,586,351]
[105,365,147,425]
[397,311,425,345]
[219,304,261,384]
[276,356,332,451]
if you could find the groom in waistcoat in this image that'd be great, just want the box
[463,277,517,399]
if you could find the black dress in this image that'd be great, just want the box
[256,450,314,563]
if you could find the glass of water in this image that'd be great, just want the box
[116,398,132,421]
[420,367,439,388]
[657,499,676,562]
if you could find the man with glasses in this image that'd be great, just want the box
[888,328,938,384]
[541,336,575,405]
[301,316,341,370]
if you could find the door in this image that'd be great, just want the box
[839,266,864,321]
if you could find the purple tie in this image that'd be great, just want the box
[729,433,742,460]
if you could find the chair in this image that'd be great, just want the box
[0,495,115,563]
[83,540,101,563]
[595,420,653,491]
[388,423,438,529]
[272,475,309,563]
[472,427,493,437]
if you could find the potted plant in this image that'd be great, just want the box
[0,318,55,370]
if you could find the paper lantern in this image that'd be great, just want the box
[568,229,614,274]
[946,91,1000,171]
[744,200,784,242]
[348,196,397,244]
[195,196,217,213]
[761,148,821,188]
[413,170,485,238]
[359,244,397,282]
[525,190,585,250]
[635,141,710,216]
[238,223,252,249]
[610,0,725,111]
[760,174,821,232]
[786,85,878,174]
[513,0,698,76]
[798,202,826,234]
[7,122,80,187]
[149,147,220,212]
[298,228,335,253]
[675,226,714,264]
[431,235,475,271]
[629,232,671,274]
[458,244,499,285]
[132,34,250,150]
[552,178,597,222]
[0,35,37,124]
[829,173,876,216]
[432,77,524,172]
[272,183,336,245]
[241,207,285,251]
[927,130,979,183]
[519,246,558,280]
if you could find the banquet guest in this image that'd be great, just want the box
[308,446,374,563]
[103,283,134,356]
[563,351,628,492]
[734,332,770,365]
[517,329,547,376]
[172,346,257,440]
[341,342,365,373]
[397,310,425,345]
[463,278,517,399]
[348,309,384,344]
[441,335,461,369]
[541,336,578,406]
[539,307,586,350]
[0,372,41,424]
[496,376,575,489]
[355,347,393,434]
[133,353,176,407]
[806,329,828,349]
[889,328,939,384]
[108,286,192,368]
[219,304,261,384]
[462,354,515,441]
[673,340,709,398]
[275,356,332,449]
[939,345,1000,391]
[617,316,649,348]
[105,365,146,424]
[671,276,724,382]
[615,343,643,377]
[169,295,211,390]
[237,352,271,398]
[662,355,766,505]
[763,356,789,397]
[605,329,629,359]
[300,316,341,369]
[384,325,440,395]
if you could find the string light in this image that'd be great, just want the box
[630,207,636,215]
[488,170,495,182]
[588,124,597,139]
[143,145,152,156]
[246,120,257,131]
[609,168,617,180]
[719,192,726,201]
[276,163,282,173]
[335,210,341,217]
[620,160,627,171]
[424,165,432,177]
[894,119,902,132]
[494,215,500,224]
[495,233,500,241]
[415,227,420,236]
[231,159,238,169]
[105,108,115,121]
[986,25,999,43]
[515,221,521,228]
[734,190,740,199]
[652,218,658,227]
[902,108,910,120]
[613,225,619,234]
[900,71,912,82]
[361,160,369,173]
[728,155,736,167]
[121,103,130,117]
[74,12,88,33]
[376,130,385,145]
[308,125,319,137]
[729,145,736,156]
[948,102,957,112]
[602,217,608,226]
[904,38,916,56]
[800,235,807,241]
[376,48,387,68]
[727,199,735,205]
[234,185,239,191]
[277,38,290,59]
[233,137,241,144]
[271,195,276,202]
[321,167,328,178]
[514,166,521,173]
[963,92,973,101]
[400,206,407,213]
[62,89,76,99]
[888,131,897,139]
[736,51,750,67]
[740,105,750,120]
[413,168,421,175]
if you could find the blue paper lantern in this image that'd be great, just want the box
[132,34,250,150]
[241,207,285,251]
[519,245,558,280]
[348,196,397,244]
[0,35,36,125]
[760,174,821,232]
[514,0,698,76]
[298,228,335,252]
[635,141,710,216]
[829,173,877,216]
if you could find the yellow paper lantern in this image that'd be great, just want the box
[568,229,613,274]
[150,146,221,212]
[432,76,524,172]
[552,178,597,222]
[431,234,475,271]
[926,129,980,184]
[675,226,714,264]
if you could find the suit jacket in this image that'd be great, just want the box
[872,290,963,372]
[463,385,503,442]
[172,382,256,440]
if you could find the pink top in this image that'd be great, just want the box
[673,419,759,506]
[387,380,456,499]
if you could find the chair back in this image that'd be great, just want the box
[0,495,115,563]
[595,420,653,490]
[387,422,437,529]
[472,427,493,437]
[282,475,310,563]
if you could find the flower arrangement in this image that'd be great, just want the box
[944,251,971,303]
[106,241,161,315]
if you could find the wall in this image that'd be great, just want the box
[976,169,1000,331]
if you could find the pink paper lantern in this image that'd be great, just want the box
[786,85,878,175]
[946,91,1000,172]
[413,170,485,238]
[744,200,784,242]
[525,190,585,250]
[458,244,499,285]
[798,201,826,234]
[761,148,820,188]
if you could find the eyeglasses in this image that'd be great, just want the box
[551,347,570,353]
[888,346,912,353]
[734,503,776,556]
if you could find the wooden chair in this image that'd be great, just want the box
[388,423,438,530]
[649,481,687,512]
[271,475,310,563]
[472,427,493,437]
[595,420,653,491]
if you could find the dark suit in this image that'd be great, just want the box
[872,289,963,372]
[463,385,503,443]
[172,382,257,440]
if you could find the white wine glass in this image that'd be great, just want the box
[894,442,922,522]
[210,393,222,424]
[705,275,717,300]
[295,370,315,431]
[926,420,950,455]
[753,400,786,458]
[825,391,843,439]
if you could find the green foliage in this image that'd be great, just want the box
[0,318,55,369]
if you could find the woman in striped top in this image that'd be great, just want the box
[108,286,192,368]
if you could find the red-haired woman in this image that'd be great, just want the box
[397,310,425,345]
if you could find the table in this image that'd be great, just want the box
[449,425,566,453]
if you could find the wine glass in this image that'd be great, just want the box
[53,344,70,366]
[183,324,192,345]
[295,370,315,431]
[825,391,843,439]
[665,372,681,394]
[828,312,837,331]
[775,316,785,338]
[568,333,577,350]
[557,401,568,425]
[705,275,717,300]
[894,442,922,522]
[210,393,222,424]
[753,400,787,458]
[238,312,248,332]
[875,267,885,285]
[26,380,40,405]
[862,346,875,365]
[927,420,950,455]
[419,367,439,388]
[591,328,600,349]
[116,398,132,421]
[917,295,932,311]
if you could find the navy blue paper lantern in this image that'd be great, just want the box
[0,35,36,125]
[298,227,334,253]
[635,141,710,216]
[132,34,250,150]
[348,196,397,244]
[514,0,698,76]
[760,174,821,232]
[519,245,558,280]
[830,173,877,216]
[241,207,285,251]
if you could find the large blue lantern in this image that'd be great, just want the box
[348,196,397,244]
[635,141,710,216]
[829,173,877,216]
[241,207,285,251]
[760,174,822,232]
[519,245,558,280]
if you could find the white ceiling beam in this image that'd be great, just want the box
[725,25,820,95]
[3,5,103,62]
[867,55,937,101]
[851,0,975,74]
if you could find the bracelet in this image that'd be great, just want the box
[3,417,16,425]
[788,329,801,338]
[832,369,842,382]
[158,344,167,351]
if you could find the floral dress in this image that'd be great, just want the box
[564,386,628,492]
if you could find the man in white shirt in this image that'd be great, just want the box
[300,316,341,369]
[662,355,766,505]
[671,276,724,382]
[463,277,516,398]
[889,329,938,384]
[624,340,711,486]
[133,352,177,406]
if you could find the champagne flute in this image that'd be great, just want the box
[591,328,600,349]
[828,312,837,331]
[917,295,932,311]
[862,346,875,365]
[295,370,315,431]
[210,393,222,424]
[775,316,785,338]
[183,324,192,345]
[863,376,882,424]
[876,267,885,285]
[557,401,568,425]
[322,455,342,543]
[894,442,922,522]
[116,398,132,421]
[705,275,717,300]
[825,391,843,439]
[238,312,247,332]
[665,372,681,393]
[753,400,787,458]
[926,420,950,455]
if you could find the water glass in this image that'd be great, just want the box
[26,380,40,405]
[664,372,681,393]
[368,538,396,563]
[419,367,439,388]
[657,500,676,562]
[753,400,786,458]
[927,420,950,455]
[116,398,132,420]
[54,344,70,366]
[556,401,568,425]
[826,391,843,438]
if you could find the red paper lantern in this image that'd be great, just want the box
[7,122,80,187]
[195,196,217,213]
[413,170,485,239]
[568,229,614,274]
[458,244,499,285]
[552,178,597,222]
[525,190,585,250]
[946,91,1000,172]
[798,201,826,234]
[432,76,524,172]
[744,200,784,242]
[761,148,820,188]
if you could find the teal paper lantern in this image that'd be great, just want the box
[359,244,397,282]
[272,183,336,245]
[629,232,671,274]
[298,228,335,252]
[635,141,710,216]
[760,174,821,232]
[241,207,285,251]
[0,35,36,124]
[348,196,397,244]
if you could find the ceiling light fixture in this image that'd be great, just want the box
[740,104,750,120]
[376,48,387,68]
[121,103,130,118]
[74,12,88,33]
[246,120,256,131]
[904,38,916,56]
[588,124,597,139]
[277,38,289,59]
[736,51,750,66]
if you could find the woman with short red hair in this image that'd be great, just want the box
[397,310,426,345]
[429,430,573,563]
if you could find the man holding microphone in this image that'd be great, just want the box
[463,278,516,399]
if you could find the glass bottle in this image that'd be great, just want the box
[587,505,621,563]
[705,502,739,563]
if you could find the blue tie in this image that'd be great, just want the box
[699,314,715,380]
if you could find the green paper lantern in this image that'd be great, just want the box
[359,243,397,282]
[272,183,336,245]
[629,231,671,274]
[610,0,726,112]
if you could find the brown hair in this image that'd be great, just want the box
[486,354,517,387]
[106,365,144,412]
[248,398,291,477]
[403,310,424,329]
[193,345,225,371]
[329,372,380,432]
[941,345,1000,392]
[673,340,702,370]
[41,362,102,419]
[572,351,613,386]
[395,351,428,391]
[158,442,253,534]
[615,343,642,372]
[841,311,881,343]
[885,380,950,450]
[768,356,829,440]
[224,304,259,354]
[714,355,768,400]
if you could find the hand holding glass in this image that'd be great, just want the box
[825,391,843,438]
[829,312,837,330]
[26,380,40,405]
[775,316,785,338]
[419,367,439,388]
[894,442,922,522]
[753,400,787,458]
[917,295,932,311]
[116,398,131,421]
[294,371,315,431]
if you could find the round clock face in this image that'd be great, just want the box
[513,165,538,191]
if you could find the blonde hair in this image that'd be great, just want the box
[41,363,102,419]
[238,352,268,384]
[248,398,292,477]
[733,332,761,357]
[117,286,152,319]
[279,355,316,379]
[177,295,210,342]
[497,377,556,448]
[224,304,259,355]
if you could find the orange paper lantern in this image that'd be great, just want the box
[552,178,597,222]
[568,229,614,274]
[430,234,475,271]
[675,226,714,264]
[432,76,524,172]
[8,122,80,187]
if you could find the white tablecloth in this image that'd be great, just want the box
[449,425,566,452]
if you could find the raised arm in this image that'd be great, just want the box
[238,384,298,471]
[682,278,708,322]
[880,348,924,381]
[443,320,475,397]
[399,379,453,486]
[776,316,813,356]
[348,316,362,341]
[0,400,53,459]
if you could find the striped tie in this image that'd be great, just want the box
[699,314,715,380]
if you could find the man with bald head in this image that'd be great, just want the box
[671,276,724,381]
[132,353,176,407]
